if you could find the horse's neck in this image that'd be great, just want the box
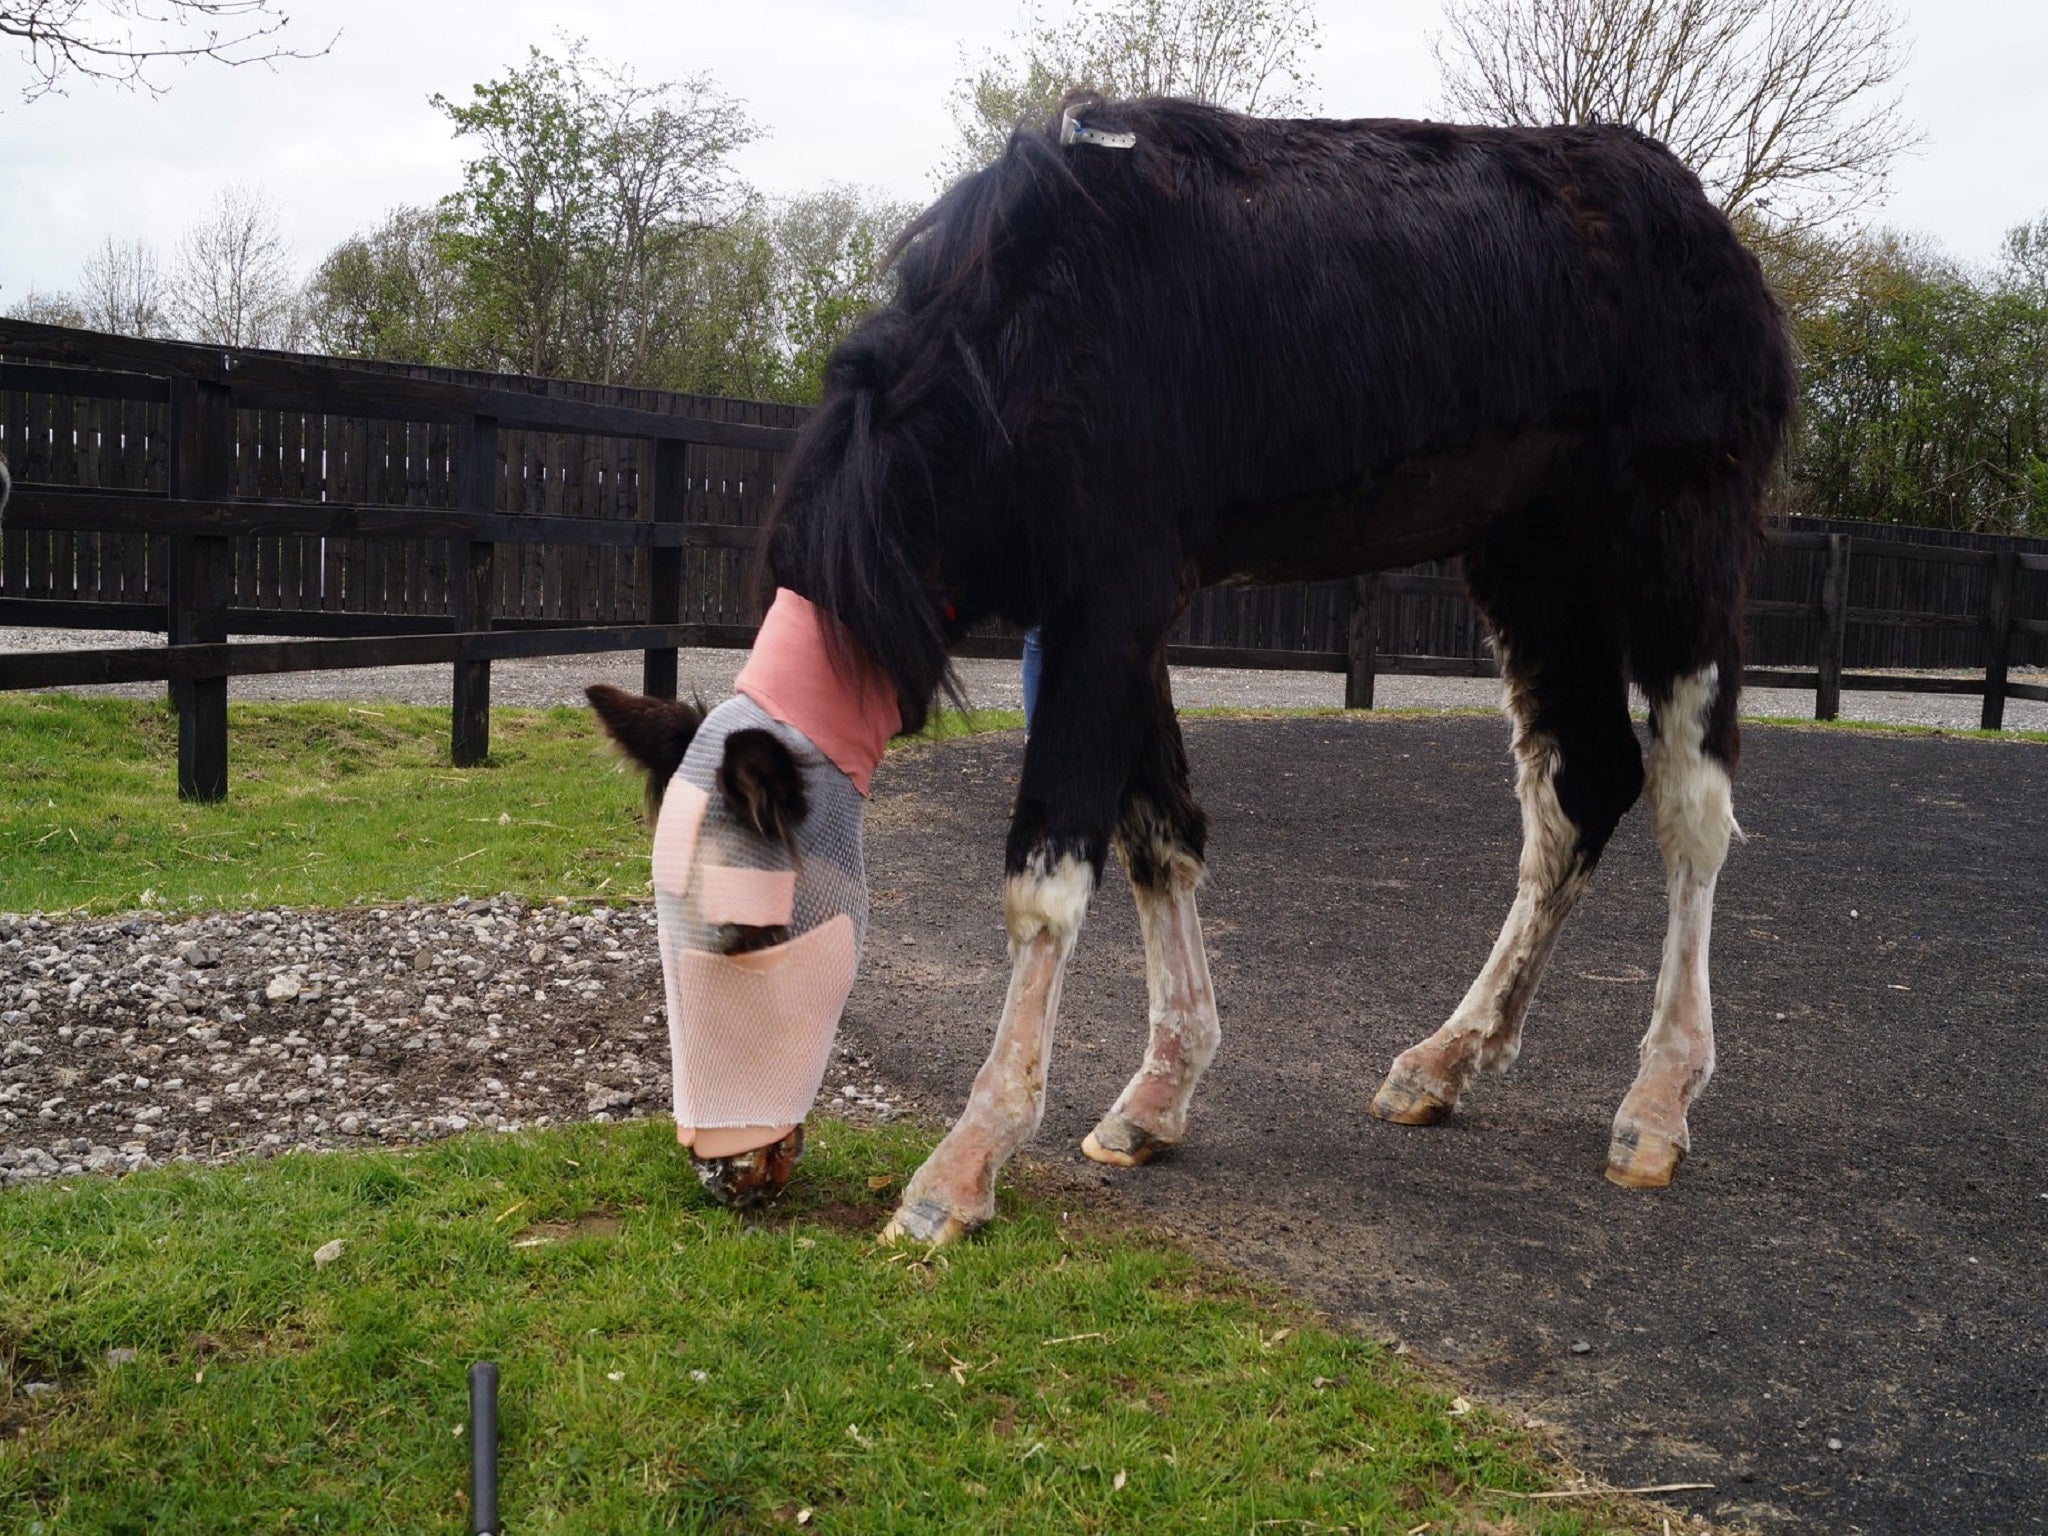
[733,589,900,796]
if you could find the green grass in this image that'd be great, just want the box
[1746,712,2048,743]
[0,695,653,917]
[0,697,1037,918]
[0,1120,1624,1534]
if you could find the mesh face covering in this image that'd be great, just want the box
[655,695,871,1153]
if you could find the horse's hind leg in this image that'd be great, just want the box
[1606,660,1739,1187]
[1372,565,1643,1125]
[1083,648,1219,1168]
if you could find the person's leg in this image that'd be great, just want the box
[1021,627,1043,730]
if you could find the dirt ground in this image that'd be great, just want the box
[846,715,2048,1536]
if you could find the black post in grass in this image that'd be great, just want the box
[468,1360,499,1535]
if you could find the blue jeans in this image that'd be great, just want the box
[1021,628,1043,730]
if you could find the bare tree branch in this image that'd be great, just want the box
[1,0,330,103]
[172,183,299,346]
[1434,0,1920,233]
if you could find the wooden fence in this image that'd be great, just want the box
[3,320,2043,801]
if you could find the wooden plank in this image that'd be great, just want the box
[0,361,170,402]
[1,486,717,547]
[1849,538,1997,569]
[0,622,744,690]
[1838,673,1987,696]
[0,597,164,628]
[1,384,21,596]
[1816,533,1850,720]
[1764,530,1831,552]
[1980,548,2017,731]
[1374,572,1468,598]
[643,437,686,699]
[1345,573,1378,709]
[450,417,498,767]
[22,388,51,596]
[1845,611,1984,632]
[166,376,234,801]
[343,417,370,611]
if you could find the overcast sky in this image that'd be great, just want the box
[4,0,2045,306]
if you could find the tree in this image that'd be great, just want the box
[1789,226,2048,536]
[1,234,165,333]
[1,0,327,103]
[76,234,169,334]
[945,0,1322,181]
[430,39,757,381]
[170,182,299,347]
[769,185,917,402]
[1,284,86,326]
[1434,0,1918,231]
[301,204,463,363]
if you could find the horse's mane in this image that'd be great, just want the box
[762,95,1239,733]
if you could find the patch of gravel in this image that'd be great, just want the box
[0,898,905,1186]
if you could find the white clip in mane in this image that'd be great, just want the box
[1059,104,1136,151]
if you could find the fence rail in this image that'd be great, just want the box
[4,319,2042,801]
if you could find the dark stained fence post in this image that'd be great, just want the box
[1345,573,1379,709]
[643,436,686,699]
[451,416,498,767]
[1980,545,2018,731]
[167,377,233,801]
[1815,532,1850,721]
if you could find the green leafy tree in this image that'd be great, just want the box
[945,0,1322,181]
[301,204,464,363]
[770,185,917,402]
[1790,226,2048,536]
[430,39,758,382]
[623,202,783,399]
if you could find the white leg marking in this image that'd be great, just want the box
[1611,665,1732,1186]
[1374,683,1593,1118]
[1085,847,1220,1163]
[883,852,1095,1242]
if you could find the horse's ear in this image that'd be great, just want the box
[586,684,704,817]
[717,729,809,849]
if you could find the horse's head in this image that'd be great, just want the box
[589,643,880,1208]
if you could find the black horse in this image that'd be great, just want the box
[602,95,1795,1244]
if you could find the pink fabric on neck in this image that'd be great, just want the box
[735,588,900,796]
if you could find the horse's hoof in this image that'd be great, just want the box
[1370,1069,1452,1126]
[878,1197,978,1248]
[691,1125,804,1209]
[1604,1124,1684,1189]
[1081,1112,1175,1168]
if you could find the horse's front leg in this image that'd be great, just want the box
[879,849,1095,1246]
[881,606,1155,1247]
[1083,655,1220,1167]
